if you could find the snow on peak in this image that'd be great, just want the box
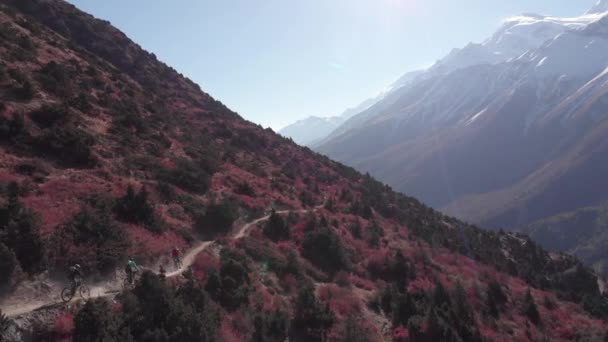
[587,0,608,14]
[430,12,599,75]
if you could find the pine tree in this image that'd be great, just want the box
[4,207,45,274]
[0,309,11,338]
[522,288,541,326]
[0,242,18,287]
[263,210,290,242]
[486,279,508,318]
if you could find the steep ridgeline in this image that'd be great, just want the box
[0,1,607,341]
[317,6,608,233]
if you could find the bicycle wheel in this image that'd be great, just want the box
[79,284,91,299]
[61,288,74,303]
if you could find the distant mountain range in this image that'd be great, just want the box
[278,97,377,146]
[312,1,608,271]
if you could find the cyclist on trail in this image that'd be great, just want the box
[125,257,139,285]
[172,247,182,269]
[68,264,83,294]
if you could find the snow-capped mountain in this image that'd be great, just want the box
[317,3,608,233]
[318,10,604,146]
[588,0,608,14]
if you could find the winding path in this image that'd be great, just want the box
[1,204,323,317]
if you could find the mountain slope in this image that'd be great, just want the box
[0,1,607,341]
[317,8,608,231]
[521,202,608,274]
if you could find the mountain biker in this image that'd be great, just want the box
[125,257,139,285]
[68,264,83,294]
[171,247,181,268]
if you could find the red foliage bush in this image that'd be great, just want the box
[53,312,74,337]
[280,274,297,292]
[393,326,410,342]
[192,252,220,281]
[317,284,361,318]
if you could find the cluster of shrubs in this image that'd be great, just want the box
[68,253,343,341]
[73,272,220,341]
[375,281,483,341]
[301,219,349,276]
[48,194,130,275]
[0,182,46,288]
[159,157,214,195]
[0,22,37,62]
[5,68,34,101]
[114,185,164,233]
[263,210,290,242]
[37,61,74,99]
[205,249,252,310]
[291,285,335,340]
[195,200,238,239]
[0,106,97,167]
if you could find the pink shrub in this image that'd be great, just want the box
[393,326,410,341]
[351,275,375,291]
[220,318,244,342]
[191,252,220,282]
[53,312,74,337]
[280,274,298,292]
[317,284,361,317]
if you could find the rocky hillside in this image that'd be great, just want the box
[0,1,607,341]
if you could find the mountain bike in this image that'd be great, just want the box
[61,280,90,303]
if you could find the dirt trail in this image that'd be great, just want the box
[1,204,322,318]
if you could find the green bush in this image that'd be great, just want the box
[251,307,289,342]
[12,78,34,101]
[1,184,46,274]
[114,185,164,233]
[205,253,251,310]
[263,210,290,242]
[68,92,93,112]
[291,285,335,340]
[37,61,73,98]
[195,201,238,239]
[0,242,18,287]
[28,104,70,128]
[160,158,213,195]
[302,227,348,275]
[522,289,541,326]
[74,299,126,342]
[235,181,256,197]
[486,279,508,318]
[50,197,130,274]
[34,124,97,167]
[0,112,27,142]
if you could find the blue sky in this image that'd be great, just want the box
[67,0,593,129]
